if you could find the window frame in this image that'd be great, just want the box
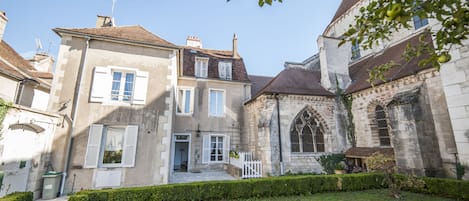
[110,70,135,103]
[176,87,194,115]
[218,61,233,80]
[99,126,126,168]
[290,109,325,154]
[375,105,391,147]
[209,135,225,162]
[208,88,225,117]
[412,15,429,30]
[351,39,361,60]
[195,57,209,78]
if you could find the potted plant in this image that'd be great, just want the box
[334,163,346,174]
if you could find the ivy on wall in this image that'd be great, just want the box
[341,94,356,147]
[0,98,12,132]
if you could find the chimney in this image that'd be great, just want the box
[96,15,114,28]
[0,11,8,41]
[232,33,240,58]
[186,36,202,48]
[317,35,351,92]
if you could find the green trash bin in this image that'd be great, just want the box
[42,171,62,199]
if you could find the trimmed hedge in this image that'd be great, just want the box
[396,174,469,200]
[0,192,33,201]
[69,173,384,201]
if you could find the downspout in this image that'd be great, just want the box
[59,36,90,196]
[275,94,284,175]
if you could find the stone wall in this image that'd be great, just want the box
[350,69,457,177]
[244,94,339,176]
[440,38,469,179]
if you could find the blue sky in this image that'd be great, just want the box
[1,0,341,76]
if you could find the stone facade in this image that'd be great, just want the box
[244,94,339,176]
[49,26,179,193]
[0,105,59,199]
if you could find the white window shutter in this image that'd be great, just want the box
[90,67,111,102]
[218,62,226,79]
[226,62,232,80]
[202,61,208,78]
[122,125,139,167]
[84,124,103,168]
[223,136,230,163]
[195,61,200,77]
[202,135,210,164]
[132,71,149,105]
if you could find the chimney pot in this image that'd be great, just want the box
[232,33,240,59]
[0,11,8,41]
[186,35,202,48]
[96,15,114,28]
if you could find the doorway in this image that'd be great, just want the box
[173,134,190,172]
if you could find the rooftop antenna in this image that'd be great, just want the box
[111,0,116,17]
[35,38,43,54]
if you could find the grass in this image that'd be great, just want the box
[234,189,457,201]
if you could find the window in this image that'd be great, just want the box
[84,124,139,168]
[209,89,224,117]
[202,135,230,163]
[176,87,194,115]
[111,71,134,102]
[210,136,224,162]
[413,15,428,30]
[375,105,391,146]
[102,127,124,165]
[195,57,208,78]
[351,39,361,60]
[91,66,148,105]
[290,109,325,153]
[218,61,232,80]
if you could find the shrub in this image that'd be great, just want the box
[396,175,469,200]
[0,192,33,201]
[316,154,345,174]
[70,174,384,201]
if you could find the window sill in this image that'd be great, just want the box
[176,113,193,116]
[209,115,225,118]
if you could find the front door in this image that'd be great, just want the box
[173,134,190,172]
[0,129,36,196]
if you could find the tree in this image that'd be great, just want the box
[340,0,469,83]
[227,0,283,7]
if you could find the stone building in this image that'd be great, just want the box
[171,35,250,178]
[48,16,180,194]
[243,0,467,179]
[0,11,59,199]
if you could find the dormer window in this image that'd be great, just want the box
[218,61,232,80]
[351,40,361,60]
[195,57,208,78]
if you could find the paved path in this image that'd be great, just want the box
[170,170,237,183]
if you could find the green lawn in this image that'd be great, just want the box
[234,189,456,201]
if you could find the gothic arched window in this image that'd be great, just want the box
[375,105,390,146]
[290,109,325,153]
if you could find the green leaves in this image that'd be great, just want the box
[340,0,469,85]
[258,0,282,7]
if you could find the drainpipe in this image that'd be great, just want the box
[275,94,284,175]
[59,36,90,196]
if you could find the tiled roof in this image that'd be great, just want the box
[249,75,273,97]
[345,147,394,158]
[345,32,434,94]
[330,0,360,24]
[182,47,250,82]
[29,71,53,79]
[0,41,35,79]
[53,25,177,48]
[249,68,335,102]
